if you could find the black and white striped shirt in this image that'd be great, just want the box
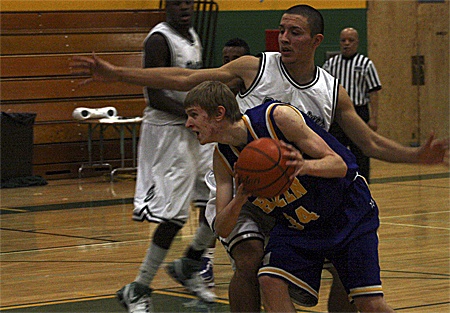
[323,53,381,106]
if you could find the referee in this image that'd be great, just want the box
[323,27,382,183]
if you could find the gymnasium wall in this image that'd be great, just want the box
[3,0,447,178]
[1,0,368,67]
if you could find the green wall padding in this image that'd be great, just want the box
[210,9,367,67]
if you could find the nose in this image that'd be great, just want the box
[185,118,193,128]
[279,31,288,43]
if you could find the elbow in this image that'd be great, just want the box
[340,162,348,178]
[217,230,230,239]
[216,227,231,239]
[358,134,383,158]
[332,154,347,178]
[214,221,231,239]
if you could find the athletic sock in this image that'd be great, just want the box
[191,222,216,251]
[135,243,168,286]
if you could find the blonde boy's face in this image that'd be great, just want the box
[185,105,216,145]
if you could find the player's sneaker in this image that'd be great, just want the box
[184,272,217,303]
[199,256,215,288]
[166,257,216,303]
[116,282,153,313]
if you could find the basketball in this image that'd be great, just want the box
[235,138,295,198]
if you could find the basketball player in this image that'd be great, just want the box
[222,37,251,95]
[323,27,382,183]
[177,37,252,290]
[115,1,215,313]
[71,5,449,312]
[183,80,395,313]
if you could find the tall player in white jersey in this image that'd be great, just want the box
[71,4,449,312]
[115,2,215,313]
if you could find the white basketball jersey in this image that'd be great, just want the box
[143,22,203,125]
[237,52,339,131]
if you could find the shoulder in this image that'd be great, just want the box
[145,23,169,47]
[272,103,301,121]
[318,66,339,83]
[326,54,340,62]
[355,53,374,65]
[145,32,168,46]
[230,55,259,66]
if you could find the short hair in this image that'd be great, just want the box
[184,81,242,122]
[285,4,324,36]
[224,38,251,55]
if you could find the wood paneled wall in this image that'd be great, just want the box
[1,10,165,179]
[367,0,449,145]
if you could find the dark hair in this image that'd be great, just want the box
[285,4,324,36]
[224,38,251,55]
[184,81,242,122]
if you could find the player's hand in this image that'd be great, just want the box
[417,132,449,166]
[280,140,305,179]
[70,53,120,85]
[234,173,251,201]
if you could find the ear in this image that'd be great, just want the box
[216,105,226,121]
[313,34,324,48]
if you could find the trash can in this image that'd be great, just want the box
[1,112,37,180]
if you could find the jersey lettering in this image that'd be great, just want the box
[283,206,320,231]
[295,206,320,224]
[251,178,307,213]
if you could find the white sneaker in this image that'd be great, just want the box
[116,282,153,313]
[184,272,217,303]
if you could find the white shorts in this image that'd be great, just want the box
[133,121,213,226]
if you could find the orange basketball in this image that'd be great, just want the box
[235,138,295,198]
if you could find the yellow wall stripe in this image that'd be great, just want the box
[1,0,365,12]
[217,0,366,11]
[0,0,160,11]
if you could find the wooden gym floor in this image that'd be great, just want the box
[1,160,449,312]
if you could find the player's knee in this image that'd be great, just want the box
[258,275,272,289]
[231,240,264,274]
[259,275,286,295]
[153,221,183,250]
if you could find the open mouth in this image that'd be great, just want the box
[180,14,191,22]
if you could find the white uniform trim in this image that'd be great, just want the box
[238,52,339,131]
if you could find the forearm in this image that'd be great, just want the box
[116,66,194,91]
[214,196,248,238]
[301,155,347,178]
[363,133,421,163]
